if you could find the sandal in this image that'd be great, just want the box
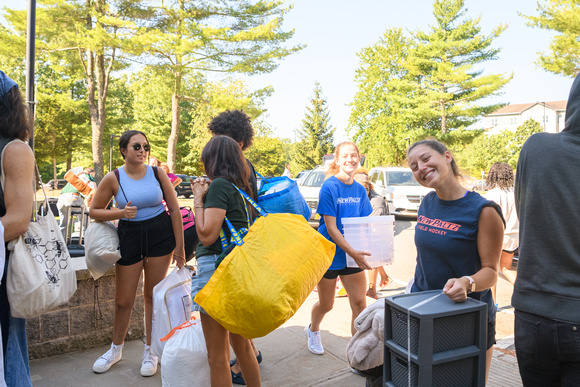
[378,276,392,290]
[231,370,246,385]
[366,284,377,299]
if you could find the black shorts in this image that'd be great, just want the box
[487,318,497,350]
[117,211,176,266]
[323,266,363,280]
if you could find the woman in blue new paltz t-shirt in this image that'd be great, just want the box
[407,139,505,382]
[305,141,373,356]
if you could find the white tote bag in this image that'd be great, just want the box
[84,221,121,280]
[151,266,193,360]
[1,140,77,319]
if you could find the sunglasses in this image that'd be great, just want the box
[132,143,151,152]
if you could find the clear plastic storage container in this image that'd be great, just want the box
[342,215,395,267]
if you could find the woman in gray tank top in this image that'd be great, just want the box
[0,70,35,387]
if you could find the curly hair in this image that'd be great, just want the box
[486,162,514,190]
[0,87,31,141]
[207,110,254,150]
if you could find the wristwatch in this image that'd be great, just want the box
[462,276,475,293]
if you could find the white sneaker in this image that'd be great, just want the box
[93,343,123,373]
[140,344,158,377]
[305,325,324,355]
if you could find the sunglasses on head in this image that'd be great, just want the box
[132,143,150,152]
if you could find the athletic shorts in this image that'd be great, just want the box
[117,211,176,266]
[323,266,363,280]
[487,318,497,350]
[190,254,219,315]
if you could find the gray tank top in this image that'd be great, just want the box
[0,135,12,217]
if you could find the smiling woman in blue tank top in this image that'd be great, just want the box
[406,139,505,382]
[88,130,185,377]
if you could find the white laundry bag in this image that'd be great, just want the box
[151,266,193,359]
[84,221,121,280]
[161,319,210,387]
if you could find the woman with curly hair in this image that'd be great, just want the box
[485,162,519,300]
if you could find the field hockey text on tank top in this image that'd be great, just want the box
[417,215,461,236]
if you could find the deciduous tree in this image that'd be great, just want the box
[521,0,580,77]
[139,0,304,172]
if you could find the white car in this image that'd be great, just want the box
[297,168,327,225]
[369,167,433,217]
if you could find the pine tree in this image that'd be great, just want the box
[292,83,335,171]
[408,0,511,134]
[349,0,512,166]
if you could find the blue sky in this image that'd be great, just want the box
[0,0,574,142]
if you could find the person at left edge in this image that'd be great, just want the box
[89,130,185,377]
[0,69,35,387]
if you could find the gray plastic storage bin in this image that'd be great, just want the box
[384,290,487,387]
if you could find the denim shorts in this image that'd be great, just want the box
[190,254,219,315]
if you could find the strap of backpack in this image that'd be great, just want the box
[113,169,128,203]
[151,166,167,202]
[219,188,252,249]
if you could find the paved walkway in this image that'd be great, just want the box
[29,280,522,386]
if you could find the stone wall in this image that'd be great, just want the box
[26,262,145,359]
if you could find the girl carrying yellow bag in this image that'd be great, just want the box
[194,184,335,339]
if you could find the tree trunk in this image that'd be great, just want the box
[53,154,57,182]
[93,49,106,182]
[86,46,102,181]
[51,127,57,181]
[85,0,107,183]
[440,100,447,134]
[167,0,185,173]
[167,71,181,173]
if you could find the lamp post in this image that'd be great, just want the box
[543,102,546,132]
[26,0,37,150]
[109,134,120,173]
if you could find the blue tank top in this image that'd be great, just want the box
[411,191,499,322]
[115,166,165,221]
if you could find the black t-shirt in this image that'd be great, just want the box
[195,178,250,258]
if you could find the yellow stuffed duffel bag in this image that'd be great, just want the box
[194,186,335,339]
